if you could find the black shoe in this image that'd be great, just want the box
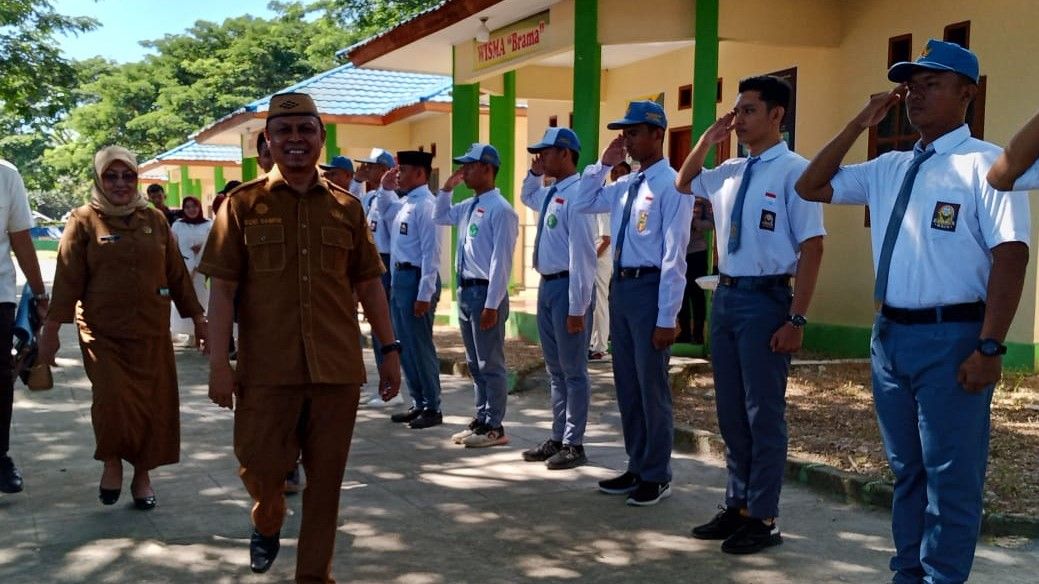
[408,410,443,429]
[721,520,782,554]
[522,439,561,462]
[133,494,157,511]
[99,487,120,505]
[546,444,587,470]
[390,407,422,423]
[691,506,749,540]
[0,456,24,494]
[598,471,640,495]
[249,529,281,573]
[626,480,671,506]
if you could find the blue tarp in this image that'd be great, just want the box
[30,226,62,239]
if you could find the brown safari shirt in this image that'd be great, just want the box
[198,166,384,386]
[50,205,204,339]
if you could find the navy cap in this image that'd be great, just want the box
[888,39,980,84]
[357,148,396,168]
[397,150,434,168]
[319,155,354,172]
[527,127,581,153]
[453,143,501,167]
[607,100,668,130]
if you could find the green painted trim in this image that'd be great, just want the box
[242,158,258,182]
[214,166,225,192]
[801,322,871,359]
[572,0,601,171]
[692,0,719,167]
[489,71,516,205]
[167,182,180,198]
[451,46,480,298]
[32,239,59,252]
[324,123,340,162]
[513,310,540,345]
[170,166,188,206]
[1005,342,1039,371]
[193,178,202,196]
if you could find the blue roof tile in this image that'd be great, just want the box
[152,140,242,164]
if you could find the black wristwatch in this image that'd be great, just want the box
[787,314,808,328]
[977,338,1007,357]
[380,340,403,355]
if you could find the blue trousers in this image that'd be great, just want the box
[390,269,441,412]
[458,284,509,428]
[710,283,791,519]
[872,316,992,584]
[371,253,393,368]
[609,272,673,483]
[537,277,594,445]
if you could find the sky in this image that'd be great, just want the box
[54,0,279,63]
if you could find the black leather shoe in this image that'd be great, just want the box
[408,410,443,429]
[721,520,782,554]
[99,487,121,505]
[133,494,157,510]
[390,407,422,424]
[0,456,23,494]
[250,529,281,573]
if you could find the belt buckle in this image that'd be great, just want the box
[632,267,641,278]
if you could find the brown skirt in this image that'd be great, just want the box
[78,326,180,470]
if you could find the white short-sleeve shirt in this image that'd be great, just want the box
[0,160,35,304]
[830,125,1030,309]
[691,141,825,277]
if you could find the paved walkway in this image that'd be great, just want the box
[1,263,1037,582]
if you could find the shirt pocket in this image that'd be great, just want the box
[320,226,353,274]
[244,224,286,273]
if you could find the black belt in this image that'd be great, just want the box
[880,301,985,325]
[616,266,661,279]
[459,278,490,288]
[395,262,419,271]
[541,271,569,281]
[718,274,791,290]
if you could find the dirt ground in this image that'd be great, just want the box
[674,361,1039,517]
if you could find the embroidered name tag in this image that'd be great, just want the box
[370,220,378,233]
[400,222,409,235]
[931,201,960,232]
[759,209,776,231]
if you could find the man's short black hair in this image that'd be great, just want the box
[616,161,631,171]
[738,75,793,111]
[146,184,164,195]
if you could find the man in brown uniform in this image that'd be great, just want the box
[200,92,401,582]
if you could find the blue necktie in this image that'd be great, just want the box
[457,196,480,280]
[727,156,760,254]
[614,173,645,268]
[532,185,558,273]
[873,148,936,305]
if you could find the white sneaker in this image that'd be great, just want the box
[463,426,509,448]
[367,393,404,408]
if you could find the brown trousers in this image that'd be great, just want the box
[234,383,360,584]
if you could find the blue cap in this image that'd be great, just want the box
[607,100,668,130]
[319,155,354,172]
[888,39,979,84]
[527,127,582,153]
[453,143,501,167]
[357,148,396,168]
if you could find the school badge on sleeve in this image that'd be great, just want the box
[931,201,960,232]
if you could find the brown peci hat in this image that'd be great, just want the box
[267,92,320,121]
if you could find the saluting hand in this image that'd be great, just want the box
[442,168,466,191]
[479,308,498,331]
[852,86,905,130]
[770,322,803,354]
[602,134,626,167]
[957,351,1002,393]
[530,153,545,176]
[703,111,736,145]
[652,326,677,350]
[381,167,400,191]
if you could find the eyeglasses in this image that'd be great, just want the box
[101,171,138,183]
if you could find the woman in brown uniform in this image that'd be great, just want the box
[38,146,207,510]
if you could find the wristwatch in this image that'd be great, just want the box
[787,313,808,328]
[380,340,403,355]
[977,338,1007,357]
[32,291,49,302]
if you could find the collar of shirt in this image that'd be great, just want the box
[264,164,332,197]
[550,173,581,193]
[754,140,790,163]
[636,157,675,193]
[914,124,970,156]
[472,187,506,207]
[403,184,433,200]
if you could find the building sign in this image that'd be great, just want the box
[474,11,550,71]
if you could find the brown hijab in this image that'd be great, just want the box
[90,145,150,217]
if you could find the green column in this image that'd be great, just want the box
[572,0,601,170]
[324,123,340,162]
[167,182,180,198]
[169,166,188,206]
[451,46,481,301]
[242,158,258,181]
[694,0,720,357]
[489,70,516,205]
[214,166,226,192]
